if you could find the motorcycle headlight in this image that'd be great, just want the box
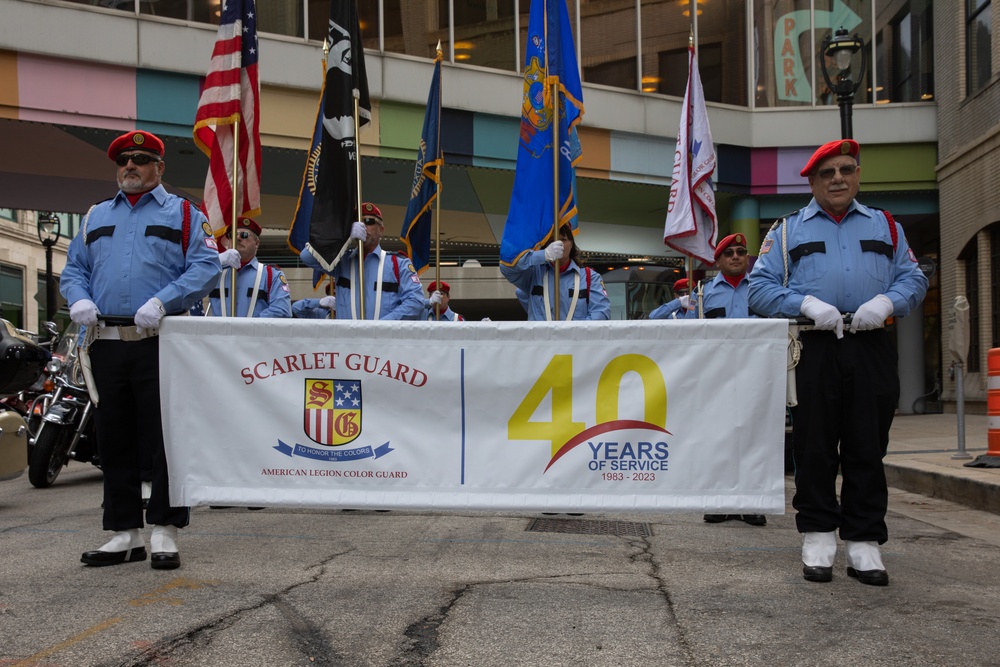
[45,358,63,376]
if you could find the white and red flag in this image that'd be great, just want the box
[663,44,717,265]
[193,0,262,233]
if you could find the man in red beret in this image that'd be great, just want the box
[298,202,424,320]
[424,280,465,321]
[60,130,221,571]
[749,139,927,586]
[648,277,694,320]
[206,216,291,319]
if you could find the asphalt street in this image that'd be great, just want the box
[2,464,1000,667]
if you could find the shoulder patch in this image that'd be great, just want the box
[205,237,219,251]
[279,274,288,285]
[908,248,917,263]
[760,238,773,254]
[201,221,213,237]
[405,261,416,274]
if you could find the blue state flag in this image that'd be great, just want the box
[400,49,444,275]
[500,0,584,266]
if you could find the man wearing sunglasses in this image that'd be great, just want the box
[60,130,221,571]
[749,139,927,587]
[300,202,424,320]
[687,233,767,527]
[205,217,291,319]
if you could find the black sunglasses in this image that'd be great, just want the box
[116,152,160,167]
[237,230,253,240]
[816,164,857,180]
[722,247,748,258]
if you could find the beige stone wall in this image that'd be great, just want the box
[936,0,1000,404]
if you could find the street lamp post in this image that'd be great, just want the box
[36,212,61,324]
[820,28,868,139]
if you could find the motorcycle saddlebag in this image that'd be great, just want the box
[0,319,50,394]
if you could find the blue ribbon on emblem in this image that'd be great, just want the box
[274,440,394,462]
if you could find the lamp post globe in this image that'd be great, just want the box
[820,27,868,139]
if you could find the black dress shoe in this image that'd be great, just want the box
[151,552,181,570]
[81,546,147,567]
[803,565,833,583]
[247,507,265,511]
[703,514,731,523]
[741,514,767,526]
[210,506,233,509]
[847,567,889,586]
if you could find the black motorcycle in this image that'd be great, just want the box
[27,323,99,488]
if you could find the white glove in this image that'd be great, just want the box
[849,294,893,333]
[544,241,565,262]
[350,221,367,241]
[800,295,844,339]
[70,299,99,327]
[429,291,444,306]
[678,295,693,310]
[219,248,241,269]
[319,295,336,310]
[135,297,165,333]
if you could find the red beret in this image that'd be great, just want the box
[107,131,164,160]
[428,281,450,294]
[359,202,382,223]
[222,217,262,237]
[672,278,690,293]
[714,233,747,262]
[800,139,859,177]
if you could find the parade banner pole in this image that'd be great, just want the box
[354,94,365,319]
[229,120,240,317]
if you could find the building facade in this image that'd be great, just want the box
[1,0,949,409]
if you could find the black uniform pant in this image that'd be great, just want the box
[792,329,898,544]
[90,337,189,531]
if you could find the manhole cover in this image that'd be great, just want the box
[526,518,652,538]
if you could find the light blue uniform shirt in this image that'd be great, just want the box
[207,257,292,318]
[60,186,220,317]
[422,303,464,321]
[649,297,689,320]
[748,198,927,318]
[300,245,424,320]
[292,298,332,319]
[696,272,754,319]
[500,251,611,321]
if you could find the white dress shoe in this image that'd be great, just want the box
[845,540,888,586]
[81,529,146,566]
[802,531,837,582]
[150,525,180,570]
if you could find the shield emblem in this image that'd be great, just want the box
[303,379,362,446]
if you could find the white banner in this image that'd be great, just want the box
[160,318,787,513]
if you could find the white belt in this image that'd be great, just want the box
[92,325,158,342]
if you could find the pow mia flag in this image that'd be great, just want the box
[305,0,371,270]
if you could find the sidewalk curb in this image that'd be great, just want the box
[885,461,1000,515]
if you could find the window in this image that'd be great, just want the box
[968,0,993,95]
[0,209,14,222]
[0,264,24,329]
[875,0,934,103]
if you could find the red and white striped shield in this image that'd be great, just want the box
[303,378,362,446]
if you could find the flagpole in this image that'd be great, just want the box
[354,93,365,320]
[229,120,240,317]
[322,39,333,319]
[546,1,561,319]
[434,43,443,321]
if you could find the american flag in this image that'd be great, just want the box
[193,0,262,233]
